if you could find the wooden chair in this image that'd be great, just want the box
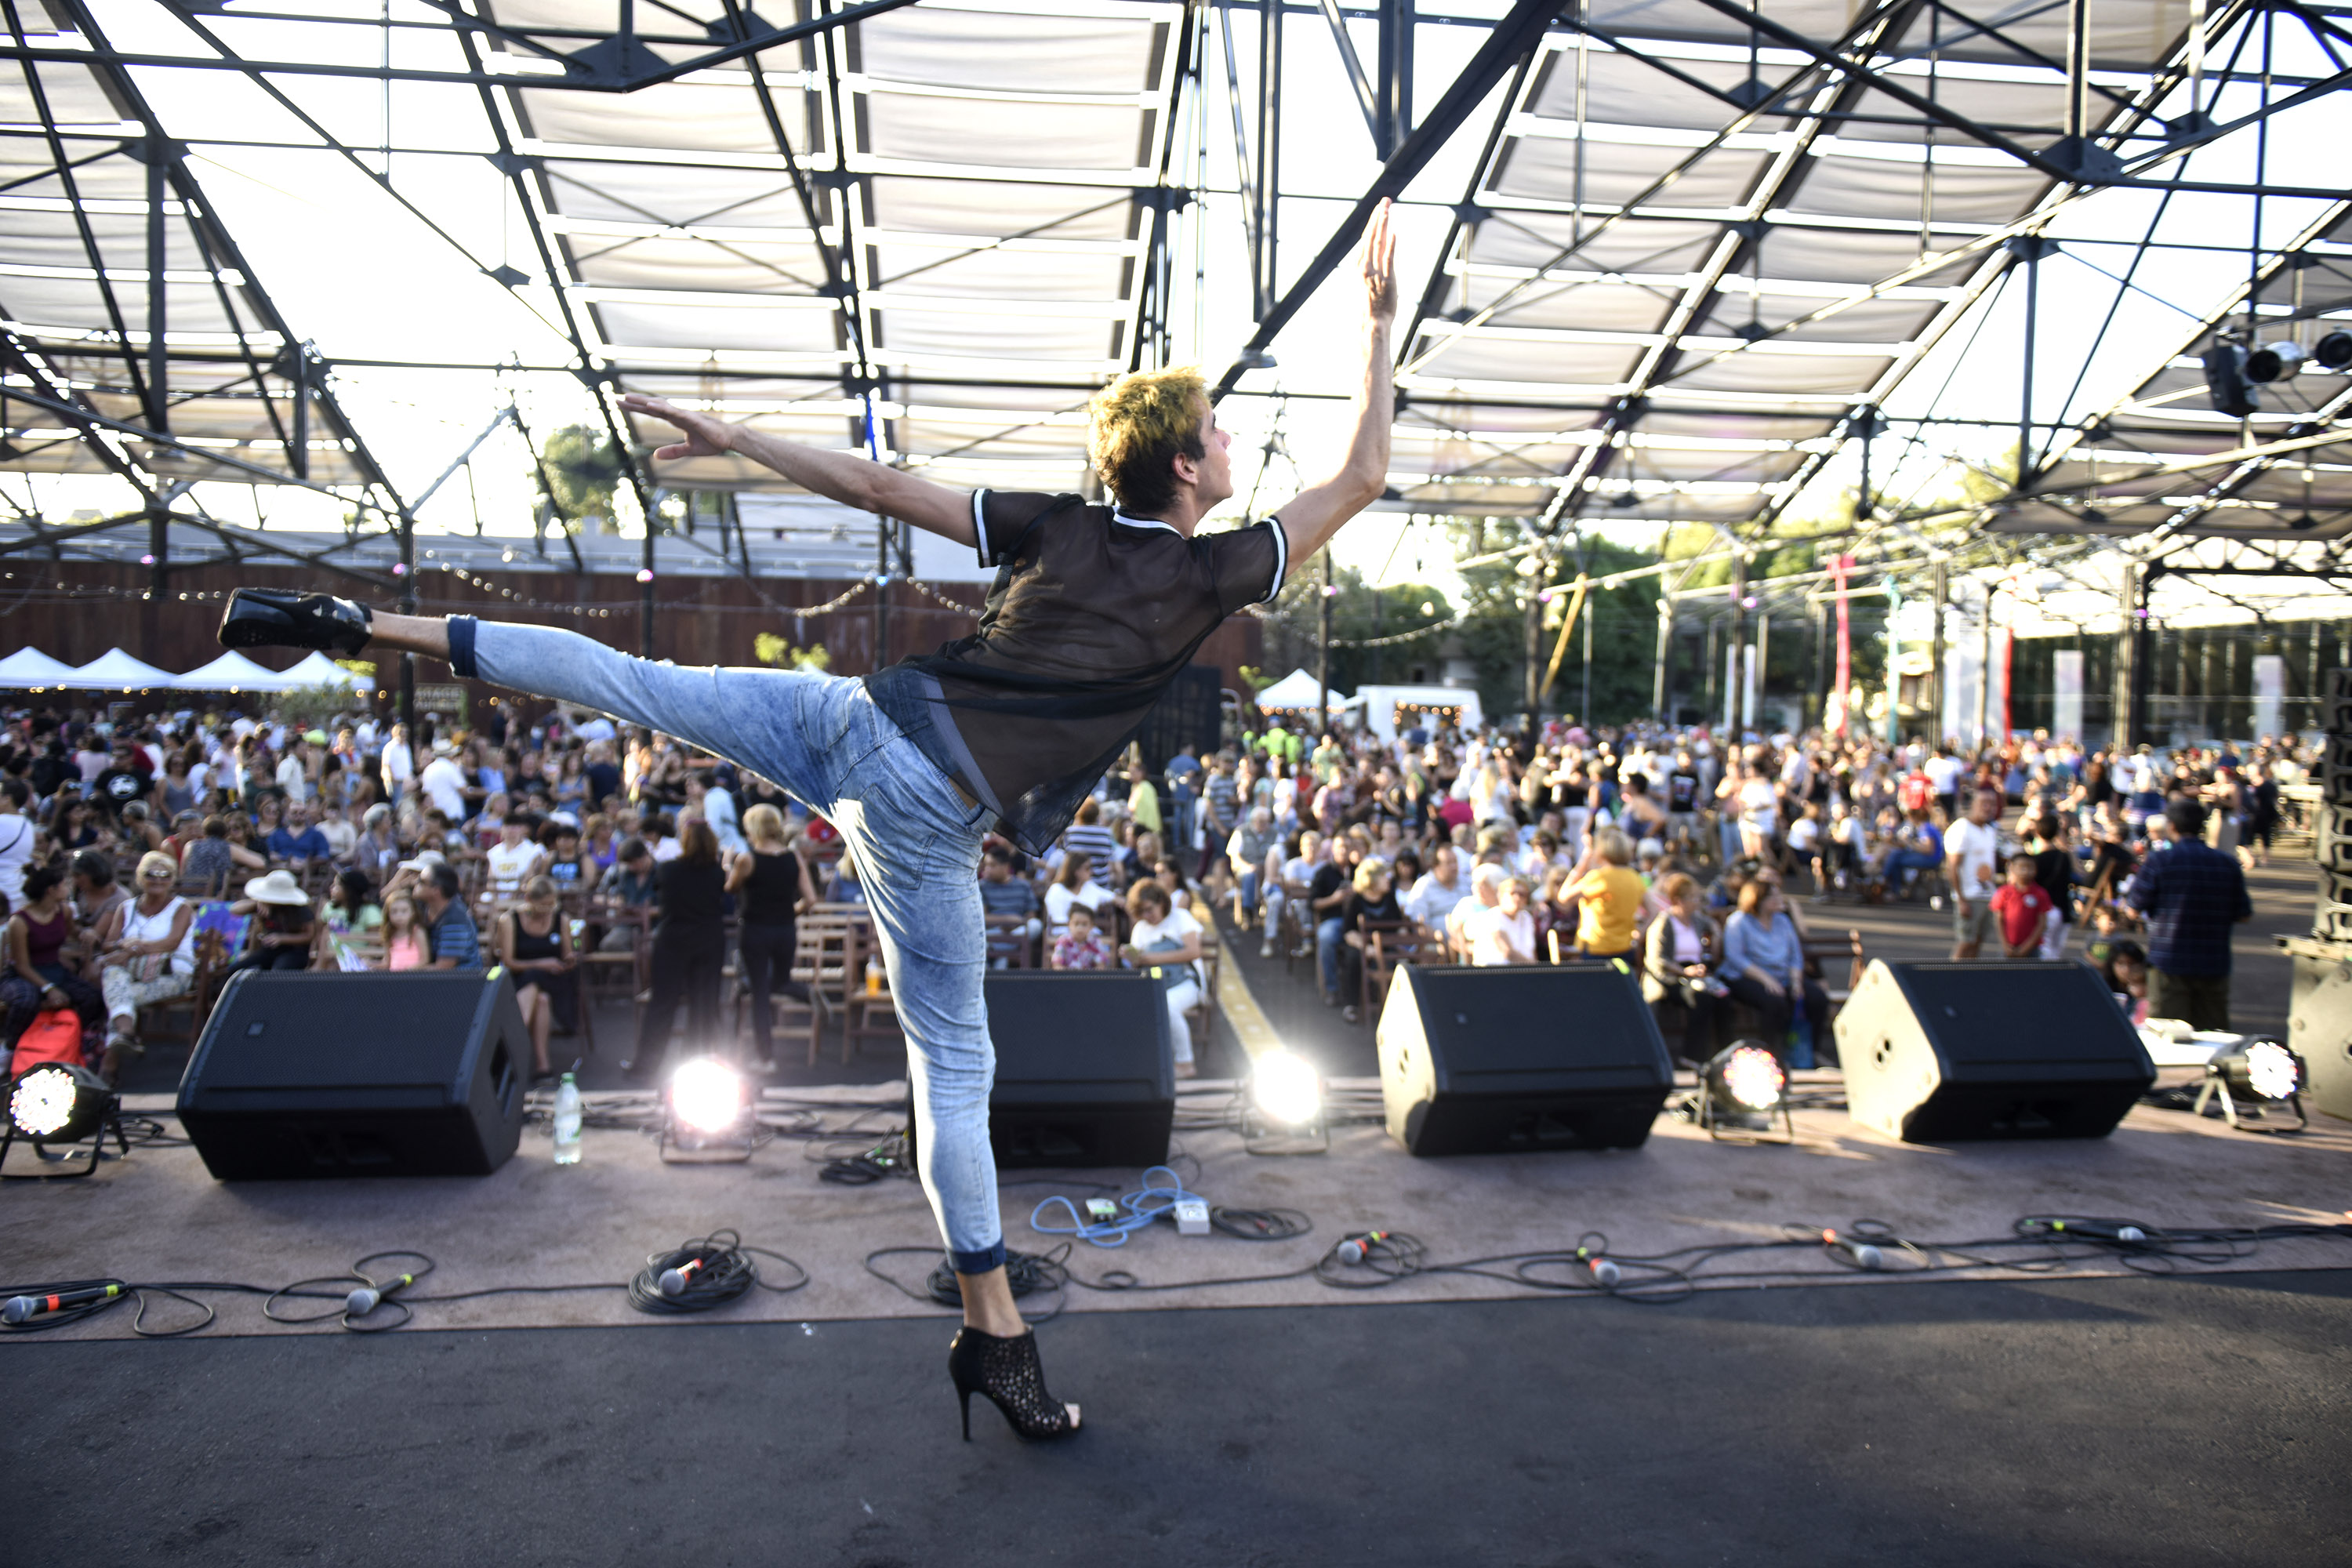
[985,914,1036,969]
[1182,938,1220,1056]
[1354,919,1409,1015]
[1276,877,1316,974]
[843,917,902,1059]
[1802,926,1867,1018]
[1363,923,1441,1016]
[789,909,860,1063]
[580,906,650,1011]
[733,921,833,1065]
[135,927,229,1049]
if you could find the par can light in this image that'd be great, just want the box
[4,1064,125,1179]
[1243,1048,1328,1156]
[2194,1037,2307,1133]
[1691,1041,1793,1143]
[660,1058,757,1163]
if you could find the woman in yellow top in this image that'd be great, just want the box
[1561,827,1645,959]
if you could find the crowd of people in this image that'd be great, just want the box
[0,687,2292,1089]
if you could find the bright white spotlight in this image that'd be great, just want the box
[1718,1045,1787,1112]
[1250,1051,1323,1127]
[11,1065,78,1138]
[660,1058,757,1163]
[1242,1049,1327,1156]
[2243,1040,2300,1103]
[670,1058,749,1134]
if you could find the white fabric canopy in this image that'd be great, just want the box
[277,651,365,689]
[1253,669,1338,712]
[174,650,297,692]
[56,648,174,690]
[1354,685,1486,742]
[0,647,79,688]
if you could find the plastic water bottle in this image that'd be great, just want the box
[552,1073,583,1165]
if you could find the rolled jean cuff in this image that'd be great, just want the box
[446,615,479,678]
[951,1240,1007,1275]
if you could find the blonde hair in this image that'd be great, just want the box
[743,802,788,849]
[1596,829,1634,866]
[1087,366,1207,514]
[136,850,178,884]
[1352,856,1389,894]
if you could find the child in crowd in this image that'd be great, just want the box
[1050,902,1111,971]
[382,894,426,971]
[2100,938,2150,1025]
[1989,852,2056,960]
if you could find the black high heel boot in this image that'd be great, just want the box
[948,1328,1077,1442]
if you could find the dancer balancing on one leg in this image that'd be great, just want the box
[216,201,1397,1442]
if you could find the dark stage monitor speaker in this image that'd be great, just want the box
[982,971,1174,1168]
[1832,960,2154,1143]
[177,970,530,1180]
[1375,964,1673,1156]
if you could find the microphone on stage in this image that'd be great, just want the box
[1820,1229,1884,1271]
[1574,1245,1621,1288]
[4,1283,122,1324]
[1336,1232,1391,1265]
[659,1257,710,1298]
[347,1271,420,1316]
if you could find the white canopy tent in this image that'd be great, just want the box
[278,652,366,690]
[1252,669,1338,714]
[56,648,175,691]
[0,648,79,688]
[173,650,299,693]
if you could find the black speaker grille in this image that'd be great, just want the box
[1894,964,2136,1065]
[1408,965,1661,1078]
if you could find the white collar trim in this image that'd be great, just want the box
[1111,510,1181,535]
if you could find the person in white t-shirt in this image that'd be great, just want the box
[379,723,416,802]
[0,779,33,910]
[419,740,469,823]
[1467,874,1537,966]
[1260,829,1322,959]
[1943,786,2005,959]
[484,815,549,903]
[1120,879,1203,1077]
[1403,842,1467,931]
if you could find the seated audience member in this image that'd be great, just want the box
[1120,880,1203,1078]
[823,851,868,906]
[2,864,103,1055]
[596,837,659,951]
[1559,828,1644,960]
[317,868,383,969]
[1719,880,1830,1064]
[485,812,548,903]
[381,893,427,972]
[70,850,127,941]
[978,845,1044,956]
[417,861,481,970]
[496,874,574,1083]
[117,801,165,855]
[1641,872,1722,1066]
[92,852,196,1080]
[541,821,591,891]
[1467,874,1538,967]
[1403,842,1465,932]
[1049,902,1112,971]
[180,814,257,888]
[1334,856,1403,1023]
[225,869,317,975]
[2100,938,2150,1025]
[1989,852,2056,961]
[1044,852,1113,936]
[315,800,358,864]
[1261,830,1323,960]
[1226,806,1276,930]
[266,799,333,864]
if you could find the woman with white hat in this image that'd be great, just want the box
[223,868,317,977]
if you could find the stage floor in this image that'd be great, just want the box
[9,1272,2350,1566]
[5,1072,2346,1339]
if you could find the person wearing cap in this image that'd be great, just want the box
[419,736,468,825]
[224,869,318,975]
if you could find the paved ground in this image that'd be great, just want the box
[9,1269,2348,1566]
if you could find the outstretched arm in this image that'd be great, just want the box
[619,394,975,547]
[1272,200,1397,562]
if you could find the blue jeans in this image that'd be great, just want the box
[465,622,1005,1273]
[1316,916,1347,1000]
[1236,868,1261,916]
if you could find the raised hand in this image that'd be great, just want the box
[619,394,736,462]
[1362,197,1397,324]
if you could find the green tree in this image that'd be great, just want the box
[538,425,626,534]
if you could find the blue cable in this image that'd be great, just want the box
[1030,1166,1196,1248]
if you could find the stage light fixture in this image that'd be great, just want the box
[4,1064,125,1178]
[1243,1049,1327,1156]
[2244,340,2307,384]
[2202,343,2259,416]
[2315,331,2352,370]
[660,1057,756,1163]
[1693,1041,1793,1143]
[2194,1037,2307,1132]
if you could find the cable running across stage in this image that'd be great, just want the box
[209,202,1403,1444]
